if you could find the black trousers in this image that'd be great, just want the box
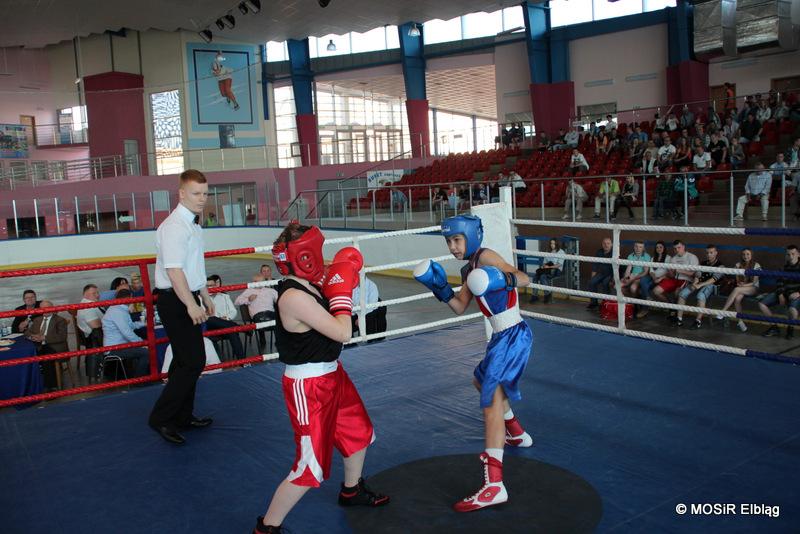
[351,302,388,343]
[206,316,244,358]
[37,345,60,390]
[149,291,205,429]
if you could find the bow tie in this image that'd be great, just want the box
[193,215,200,225]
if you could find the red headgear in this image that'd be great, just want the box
[272,225,325,286]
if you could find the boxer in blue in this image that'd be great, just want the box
[413,214,533,512]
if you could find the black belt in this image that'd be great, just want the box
[158,288,201,297]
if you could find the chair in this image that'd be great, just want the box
[239,305,275,354]
[100,353,128,382]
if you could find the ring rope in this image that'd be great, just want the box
[511,219,748,235]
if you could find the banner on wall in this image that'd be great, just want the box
[366,169,407,190]
[191,49,254,126]
[0,124,29,158]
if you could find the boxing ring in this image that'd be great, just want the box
[1,189,799,533]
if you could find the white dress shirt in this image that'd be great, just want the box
[210,293,238,321]
[155,204,207,291]
[352,277,380,307]
[77,298,104,336]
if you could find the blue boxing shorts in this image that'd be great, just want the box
[474,321,532,408]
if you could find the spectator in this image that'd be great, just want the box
[530,238,565,304]
[351,275,387,343]
[99,277,129,303]
[652,174,675,219]
[656,137,676,173]
[716,248,761,332]
[652,240,699,322]
[640,150,657,175]
[611,175,639,221]
[739,114,762,144]
[691,145,713,179]
[734,162,772,221]
[535,132,551,151]
[562,178,588,220]
[500,125,511,148]
[672,165,699,220]
[234,274,278,324]
[129,272,145,315]
[509,170,526,191]
[564,127,580,149]
[708,132,728,166]
[471,182,485,204]
[653,112,665,132]
[673,137,692,168]
[457,184,471,209]
[755,100,772,123]
[433,187,448,216]
[680,105,695,129]
[551,129,568,151]
[246,208,257,225]
[787,138,800,170]
[205,212,218,227]
[774,100,790,123]
[675,244,724,328]
[666,113,679,131]
[204,275,245,359]
[568,149,589,175]
[391,189,408,212]
[586,237,614,310]
[723,82,736,113]
[770,152,789,182]
[637,241,671,318]
[629,138,645,167]
[693,124,710,149]
[729,138,746,169]
[77,284,104,382]
[723,116,739,141]
[11,289,40,334]
[593,177,620,219]
[759,244,800,338]
[708,106,722,130]
[260,264,274,281]
[101,289,150,377]
[594,132,610,155]
[619,240,651,301]
[605,114,617,131]
[448,187,459,211]
[487,179,500,203]
[24,300,69,390]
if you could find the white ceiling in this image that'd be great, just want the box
[1,0,519,48]
[321,64,498,119]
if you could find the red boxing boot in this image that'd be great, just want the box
[504,416,533,448]
[453,453,508,512]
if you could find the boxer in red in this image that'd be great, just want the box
[254,222,389,534]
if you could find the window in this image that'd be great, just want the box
[351,26,389,54]
[594,0,643,21]
[274,85,301,168]
[316,33,351,58]
[462,11,503,39]
[266,41,288,62]
[149,90,183,175]
[502,6,525,31]
[423,17,463,45]
[550,0,593,28]
[644,0,676,12]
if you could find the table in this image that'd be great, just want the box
[0,337,43,402]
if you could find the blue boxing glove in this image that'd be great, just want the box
[413,259,455,303]
[466,266,516,297]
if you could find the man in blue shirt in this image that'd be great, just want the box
[734,162,773,221]
[586,238,614,310]
[101,288,150,377]
[351,276,387,343]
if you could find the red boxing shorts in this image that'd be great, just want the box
[282,362,375,487]
[657,277,686,294]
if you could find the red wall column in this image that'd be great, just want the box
[405,99,430,158]
[83,72,148,176]
[666,60,709,115]
[295,113,319,167]
[530,81,575,137]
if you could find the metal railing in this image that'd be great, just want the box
[33,123,88,146]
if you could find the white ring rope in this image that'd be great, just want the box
[363,254,455,274]
[511,219,747,235]
[514,249,749,276]
[525,283,739,319]
[519,310,748,356]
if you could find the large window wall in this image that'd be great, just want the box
[550,0,676,28]
[430,109,497,155]
[266,25,400,62]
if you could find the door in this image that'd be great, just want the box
[123,139,140,175]
[708,85,730,112]
[19,115,36,146]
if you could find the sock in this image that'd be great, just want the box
[485,448,504,463]
[503,409,514,421]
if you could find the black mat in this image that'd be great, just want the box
[344,454,603,534]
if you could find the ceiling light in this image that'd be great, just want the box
[215,19,225,30]
[244,0,261,13]
[408,23,421,37]
[326,39,336,52]
[238,2,249,15]
[222,14,236,29]
[199,29,213,43]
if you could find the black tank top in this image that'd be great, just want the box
[275,278,342,365]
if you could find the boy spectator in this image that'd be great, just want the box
[708,132,728,165]
[586,238,614,310]
[611,175,639,220]
[739,114,762,144]
[593,177,620,219]
[564,128,580,149]
[656,137,676,173]
[734,162,772,221]
[759,244,800,338]
[675,244,724,328]
[568,149,589,175]
[562,179,588,220]
[619,241,651,300]
[652,240,699,320]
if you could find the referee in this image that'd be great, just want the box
[149,169,215,445]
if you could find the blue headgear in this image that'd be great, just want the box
[441,215,484,259]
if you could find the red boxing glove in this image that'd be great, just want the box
[323,262,359,316]
[332,246,364,272]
